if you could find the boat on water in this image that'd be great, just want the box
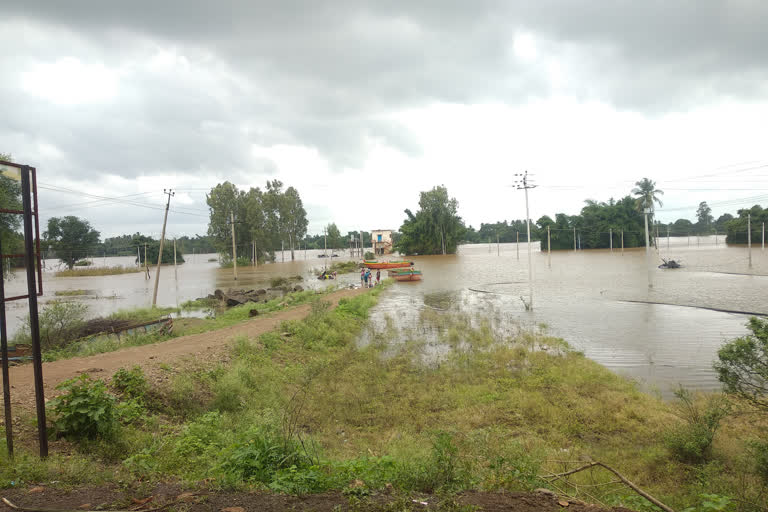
[363,259,414,269]
[388,268,422,281]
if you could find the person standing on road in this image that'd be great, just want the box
[376,269,381,285]
[363,269,369,287]
[360,267,365,287]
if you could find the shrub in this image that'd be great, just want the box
[364,251,375,260]
[748,439,768,483]
[112,366,149,401]
[665,388,729,464]
[14,300,88,350]
[48,375,116,440]
[714,317,768,410]
[219,426,309,484]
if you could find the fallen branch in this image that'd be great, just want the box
[1,497,181,512]
[540,461,675,512]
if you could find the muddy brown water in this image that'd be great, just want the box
[3,237,767,395]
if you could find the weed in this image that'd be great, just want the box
[55,265,141,277]
[14,300,88,350]
[112,366,149,401]
[665,387,729,464]
[47,375,117,440]
[54,289,88,296]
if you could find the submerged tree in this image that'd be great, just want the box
[44,216,101,270]
[396,186,465,255]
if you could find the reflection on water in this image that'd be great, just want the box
[3,237,767,395]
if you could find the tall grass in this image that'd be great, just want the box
[55,266,142,277]
[5,283,768,510]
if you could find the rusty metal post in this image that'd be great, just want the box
[21,166,47,457]
[0,235,14,458]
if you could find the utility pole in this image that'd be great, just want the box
[144,244,149,279]
[152,189,174,306]
[514,171,536,310]
[644,207,652,289]
[230,211,238,280]
[609,228,613,253]
[573,227,576,251]
[763,222,765,251]
[173,239,177,281]
[137,246,140,267]
[516,231,519,260]
[360,231,363,259]
[667,226,670,256]
[281,240,285,263]
[621,231,624,255]
[324,228,328,271]
[497,233,500,256]
[748,213,752,268]
[547,225,551,268]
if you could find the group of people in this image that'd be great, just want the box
[361,267,380,288]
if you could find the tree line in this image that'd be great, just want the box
[206,180,307,262]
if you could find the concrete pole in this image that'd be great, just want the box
[324,229,327,271]
[230,211,238,281]
[621,231,624,255]
[144,244,148,278]
[137,246,140,267]
[360,232,363,259]
[644,209,652,289]
[748,213,752,268]
[762,222,765,251]
[152,190,173,306]
[516,231,520,260]
[547,225,551,269]
[573,226,576,251]
[667,226,670,256]
[524,185,533,310]
[715,230,718,246]
[610,228,613,252]
[497,233,500,256]
[173,238,177,281]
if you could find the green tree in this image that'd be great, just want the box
[1,152,22,278]
[43,216,101,269]
[696,201,713,234]
[206,182,251,259]
[725,205,767,244]
[325,223,341,251]
[714,317,768,411]
[282,186,308,260]
[396,186,466,255]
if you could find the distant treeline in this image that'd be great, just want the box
[465,199,767,250]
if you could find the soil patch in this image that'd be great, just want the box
[0,485,636,511]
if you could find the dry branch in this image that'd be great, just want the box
[540,461,675,512]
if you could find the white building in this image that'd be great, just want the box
[371,229,394,255]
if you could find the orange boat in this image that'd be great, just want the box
[363,259,413,270]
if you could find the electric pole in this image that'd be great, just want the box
[152,189,173,306]
[644,206,652,289]
[514,171,536,310]
[230,211,238,280]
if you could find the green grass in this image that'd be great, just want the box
[6,283,768,511]
[55,266,142,277]
[54,289,88,296]
[321,260,360,275]
[180,297,218,310]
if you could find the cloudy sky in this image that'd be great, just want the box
[2,1,768,240]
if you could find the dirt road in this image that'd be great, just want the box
[2,287,366,412]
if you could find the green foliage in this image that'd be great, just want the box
[218,426,310,485]
[48,375,117,440]
[714,317,768,410]
[664,388,729,464]
[207,179,307,262]
[397,186,466,255]
[364,251,374,260]
[747,439,768,483]
[325,222,342,250]
[43,216,101,270]
[112,366,149,401]
[682,494,734,512]
[133,233,185,265]
[725,205,768,244]
[13,300,88,350]
[219,255,254,268]
[0,156,22,279]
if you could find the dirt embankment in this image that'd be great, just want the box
[0,485,634,512]
[2,287,366,414]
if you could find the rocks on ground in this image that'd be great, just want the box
[200,285,304,308]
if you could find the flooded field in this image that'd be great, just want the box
[4,236,767,395]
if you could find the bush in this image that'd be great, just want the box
[14,300,88,350]
[665,388,729,464]
[364,251,375,260]
[48,375,116,440]
[112,366,149,402]
[714,317,768,410]
[219,426,309,484]
[748,439,768,483]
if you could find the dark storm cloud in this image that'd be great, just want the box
[2,0,768,185]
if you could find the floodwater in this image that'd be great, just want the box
[3,237,767,395]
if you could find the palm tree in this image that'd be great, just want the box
[633,178,664,247]
[632,178,664,213]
